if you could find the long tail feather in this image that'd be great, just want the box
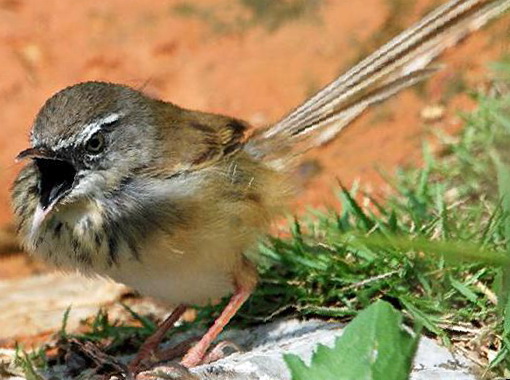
[245,0,510,167]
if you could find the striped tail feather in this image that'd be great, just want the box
[245,0,510,168]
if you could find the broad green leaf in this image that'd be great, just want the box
[284,301,419,380]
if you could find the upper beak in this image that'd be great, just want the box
[16,147,57,162]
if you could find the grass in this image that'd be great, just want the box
[10,59,510,378]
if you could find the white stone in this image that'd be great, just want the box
[180,319,476,380]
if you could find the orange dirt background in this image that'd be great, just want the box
[0,0,509,278]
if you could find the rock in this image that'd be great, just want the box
[0,273,127,339]
[138,319,477,380]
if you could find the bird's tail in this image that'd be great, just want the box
[245,0,510,169]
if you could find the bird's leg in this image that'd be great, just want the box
[180,259,257,368]
[180,287,251,368]
[129,304,187,373]
[153,336,198,362]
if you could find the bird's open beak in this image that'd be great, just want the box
[16,147,78,211]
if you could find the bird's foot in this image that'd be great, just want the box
[130,336,198,374]
[201,341,242,364]
[129,305,187,374]
[135,363,198,380]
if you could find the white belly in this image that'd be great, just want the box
[106,245,236,306]
[103,225,245,306]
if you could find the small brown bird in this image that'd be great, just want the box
[10,0,510,373]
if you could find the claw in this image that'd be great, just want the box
[202,341,242,364]
[136,364,198,380]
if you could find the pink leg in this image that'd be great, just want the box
[129,304,187,372]
[180,286,252,368]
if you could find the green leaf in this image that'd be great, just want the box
[284,301,419,380]
[59,306,72,339]
[449,276,480,305]
[400,298,443,337]
[338,182,375,231]
[357,234,510,266]
[121,303,157,332]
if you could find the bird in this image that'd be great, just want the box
[10,0,510,374]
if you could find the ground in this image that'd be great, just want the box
[0,0,509,353]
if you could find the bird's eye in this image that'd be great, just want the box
[85,132,106,154]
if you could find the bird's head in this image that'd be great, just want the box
[16,81,162,222]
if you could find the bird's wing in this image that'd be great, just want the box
[149,103,249,177]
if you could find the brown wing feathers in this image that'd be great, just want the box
[156,104,249,174]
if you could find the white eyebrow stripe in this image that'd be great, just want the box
[78,112,121,142]
[53,136,75,151]
[53,112,121,151]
